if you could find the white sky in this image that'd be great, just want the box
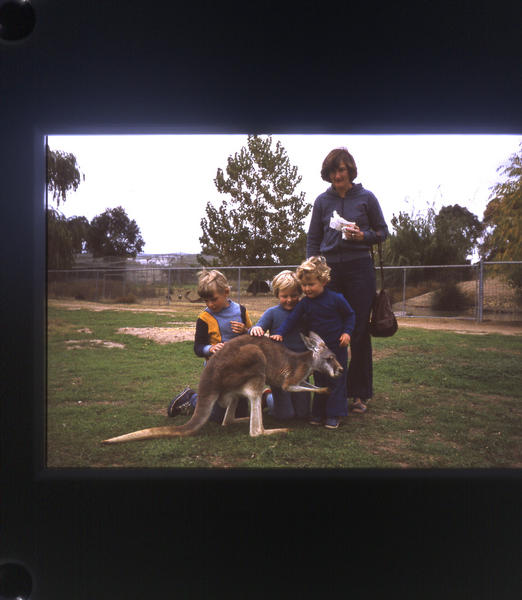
[47,134,522,255]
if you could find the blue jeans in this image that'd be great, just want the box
[266,388,310,419]
[328,255,376,400]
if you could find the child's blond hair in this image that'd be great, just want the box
[197,269,230,298]
[271,270,302,297]
[296,256,331,284]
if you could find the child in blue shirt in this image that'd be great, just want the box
[250,270,310,420]
[272,256,355,429]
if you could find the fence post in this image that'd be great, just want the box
[402,267,407,315]
[167,268,171,305]
[477,260,484,322]
[237,267,241,305]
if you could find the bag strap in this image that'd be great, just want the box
[371,240,385,290]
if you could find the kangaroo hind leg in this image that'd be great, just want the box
[221,394,250,425]
[243,383,288,437]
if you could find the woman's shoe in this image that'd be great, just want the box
[351,400,367,414]
[324,417,340,429]
[309,417,322,426]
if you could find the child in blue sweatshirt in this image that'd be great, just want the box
[272,256,355,429]
[250,270,310,420]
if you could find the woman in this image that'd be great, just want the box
[306,147,389,412]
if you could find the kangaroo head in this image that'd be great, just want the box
[300,331,343,379]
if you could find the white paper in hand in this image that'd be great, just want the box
[329,210,356,239]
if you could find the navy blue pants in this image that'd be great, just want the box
[328,255,376,400]
[312,344,349,418]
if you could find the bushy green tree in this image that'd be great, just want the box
[389,202,482,266]
[87,206,144,258]
[199,135,311,266]
[433,204,483,264]
[388,204,437,266]
[481,142,522,291]
[481,143,521,262]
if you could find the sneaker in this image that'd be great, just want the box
[324,417,340,429]
[309,417,322,426]
[351,400,367,414]
[167,386,195,417]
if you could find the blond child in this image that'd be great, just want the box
[250,270,310,419]
[272,257,355,429]
[168,269,252,420]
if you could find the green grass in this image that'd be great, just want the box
[46,306,522,469]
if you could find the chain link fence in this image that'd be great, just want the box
[48,259,522,322]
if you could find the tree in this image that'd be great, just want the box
[46,144,85,268]
[388,203,437,266]
[66,215,90,254]
[87,206,145,258]
[47,208,74,269]
[432,204,483,264]
[46,143,84,206]
[199,135,311,266]
[481,143,522,291]
[481,143,522,262]
[389,202,482,266]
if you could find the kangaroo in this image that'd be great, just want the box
[102,331,343,443]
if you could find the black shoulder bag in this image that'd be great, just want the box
[369,241,398,337]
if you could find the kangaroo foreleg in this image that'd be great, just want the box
[285,382,330,393]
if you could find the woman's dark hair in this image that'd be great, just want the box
[320,147,357,183]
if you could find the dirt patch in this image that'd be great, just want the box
[65,339,125,349]
[373,347,399,361]
[397,317,522,336]
[404,278,518,311]
[50,298,522,339]
[50,298,182,314]
[117,326,195,344]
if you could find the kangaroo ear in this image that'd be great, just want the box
[301,331,322,351]
[300,332,313,349]
[308,331,325,346]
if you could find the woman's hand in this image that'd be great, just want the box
[250,326,265,336]
[339,333,351,347]
[270,334,283,342]
[343,224,363,241]
[230,320,246,334]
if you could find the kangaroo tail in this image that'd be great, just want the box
[102,392,218,444]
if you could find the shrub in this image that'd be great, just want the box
[432,283,472,311]
[114,294,137,304]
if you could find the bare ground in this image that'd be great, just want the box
[49,298,522,344]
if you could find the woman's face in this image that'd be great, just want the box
[330,161,351,190]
